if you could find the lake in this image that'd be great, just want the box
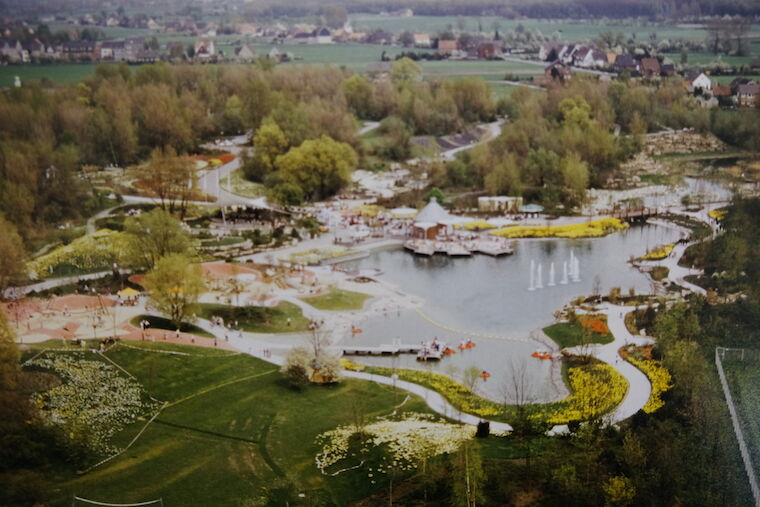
[342,222,682,402]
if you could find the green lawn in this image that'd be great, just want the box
[198,302,310,333]
[130,315,215,339]
[45,340,433,505]
[543,321,613,349]
[300,288,372,311]
[220,168,265,199]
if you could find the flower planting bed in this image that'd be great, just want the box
[315,413,474,476]
[490,218,627,239]
[640,243,674,261]
[26,351,161,457]
[27,229,126,279]
[365,360,627,425]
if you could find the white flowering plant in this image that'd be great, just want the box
[27,352,161,458]
[315,413,473,478]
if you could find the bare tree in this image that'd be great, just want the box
[501,359,541,474]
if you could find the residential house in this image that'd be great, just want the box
[558,44,577,65]
[61,40,99,61]
[545,61,572,82]
[661,64,676,77]
[437,39,458,55]
[194,39,215,59]
[730,77,753,94]
[712,85,732,105]
[639,57,661,78]
[477,41,503,60]
[538,43,562,62]
[100,40,124,60]
[413,33,431,48]
[737,83,759,107]
[21,39,45,61]
[133,50,159,63]
[0,39,22,62]
[688,72,712,92]
[574,47,608,69]
[613,54,638,74]
[147,19,161,31]
[313,27,333,44]
[234,44,255,62]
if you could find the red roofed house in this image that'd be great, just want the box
[437,40,458,55]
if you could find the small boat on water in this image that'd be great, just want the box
[417,339,447,361]
[531,349,553,360]
[458,339,476,351]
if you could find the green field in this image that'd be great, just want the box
[300,288,372,311]
[349,15,760,43]
[0,63,99,88]
[29,340,435,505]
[724,359,760,486]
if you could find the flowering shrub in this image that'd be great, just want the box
[641,244,674,260]
[27,353,160,456]
[490,218,627,239]
[546,363,628,424]
[578,315,610,336]
[27,229,127,279]
[708,209,727,221]
[626,356,672,413]
[315,413,473,474]
[340,358,365,371]
[460,220,495,231]
[366,366,503,417]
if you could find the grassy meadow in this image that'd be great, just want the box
[25,340,435,506]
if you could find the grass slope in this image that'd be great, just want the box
[51,340,433,506]
[198,302,310,333]
[300,288,372,311]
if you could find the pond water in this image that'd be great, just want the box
[342,223,682,402]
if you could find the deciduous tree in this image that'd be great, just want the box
[144,254,206,329]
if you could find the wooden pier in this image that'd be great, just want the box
[404,240,513,257]
[341,344,423,356]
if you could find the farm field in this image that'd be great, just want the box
[0,63,98,87]
[723,359,760,486]
[349,15,760,42]
[28,340,435,506]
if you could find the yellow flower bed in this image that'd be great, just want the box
[641,243,674,260]
[626,356,672,413]
[27,229,127,279]
[367,363,627,424]
[460,220,496,231]
[546,363,628,424]
[366,366,503,417]
[490,218,627,239]
[708,209,727,221]
[340,359,365,372]
[352,204,385,218]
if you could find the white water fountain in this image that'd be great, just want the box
[548,262,556,286]
[528,259,536,291]
[536,263,543,289]
[561,261,569,285]
[572,256,581,283]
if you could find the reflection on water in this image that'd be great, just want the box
[342,223,682,402]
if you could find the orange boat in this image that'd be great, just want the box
[443,347,457,355]
[531,350,553,360]
[351,328,363,334]
[458,340,476,350]
[479,371,491,379]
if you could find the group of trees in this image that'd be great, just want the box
[439,74,757,210]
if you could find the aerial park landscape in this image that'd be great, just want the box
[1,0,760,505]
